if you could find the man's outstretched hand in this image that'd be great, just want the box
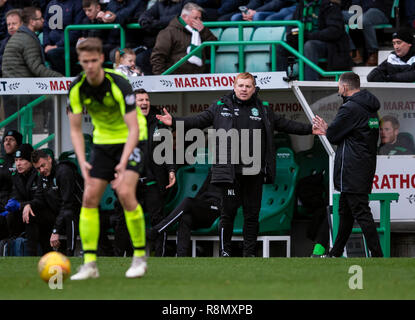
[156,108,173,126]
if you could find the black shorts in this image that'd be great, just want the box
[89,143,145,182]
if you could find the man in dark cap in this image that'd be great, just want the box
[0,130,22,239]
[1,144,41,245]
[367,28,415,82]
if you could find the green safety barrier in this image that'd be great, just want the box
[163,40,346,80]
[64,24,127,76]
[0,95,53,148]
[64,20,346,80]
[332,192,399,258]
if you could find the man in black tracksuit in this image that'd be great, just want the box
[135,89,176,256]
[317,72,383,257]
[148,170,225,256]
[9,144,54,255]
[157,72,322,257]
[30,150,83,256]
[0,130,22,239]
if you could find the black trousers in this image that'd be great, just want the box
[137,183,167,257]
[153,197,220,257]
[330,192,383,257]
[58,210,79,256]
[219,173,264,257]
[25,210,55,256]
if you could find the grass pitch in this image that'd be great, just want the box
[1,257,414,300]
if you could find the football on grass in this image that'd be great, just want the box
[38,251,71,283]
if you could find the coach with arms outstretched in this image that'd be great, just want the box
[157,72,324,257]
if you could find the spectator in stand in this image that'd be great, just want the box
[101,0,148,60]
[0,0,13,41]
[378,115,415,155]
[0,130,22,240]
[150,2,217,75]
[114,48,143,76]
[193,0,249,21]
[137,0,189,75]
[43,0,85,75]
[367,28,415,83]
[405,0,415,28]
[276,0,352,81]
[77,0,115,61]
[0,9,22,76]
[230,0,297,21]
[30,150,84,256]
[342,0,392,66]
[3,6,63,77]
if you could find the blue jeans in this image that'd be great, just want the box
[343,8,389,53]
[264,5,297,20]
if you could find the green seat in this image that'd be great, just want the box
[245,27,285,72]
[100,184,117,211]
[210,27,223,40]
[233,147,299,235]
[163,164,210,216]
[215,27,254,73]
[59,134,93,173]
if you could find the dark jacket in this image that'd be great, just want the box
[150,16,217,75]
[143,106,176,193]
[43,0,85,47]
[0,153,15,210]
[138,0,189,48]
[0,34,10,76]
[0,2,13,41]
[80,16,109,40]
[367,46,415,82]
[106,0,148,46]
[195,169,222,208]
[11,167,39,208]
[351,0,392,17]
[327,90,380,194]
[31,160,83,231]
[246,0,295,11]
[378,133,415,155]
[291,0,352,71]
[2,25,62,77]
[173,89,312,184]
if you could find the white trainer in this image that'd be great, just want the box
[70,261,100,280]
[125,256,147,278]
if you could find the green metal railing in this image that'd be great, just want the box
[163,40,346,80]
[64,21,346,80]
[64,24,126,76]
[0,95,52,146]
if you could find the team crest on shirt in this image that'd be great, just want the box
[125,94,135,106]
[251,108,259,117]
[103,92,116,107]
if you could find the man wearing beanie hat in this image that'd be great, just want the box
[6,144,55,255]
[367,28,415,82]
[0,130,22,239]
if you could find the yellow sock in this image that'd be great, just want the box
[79,207,100,264]
[124,204,146,257]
